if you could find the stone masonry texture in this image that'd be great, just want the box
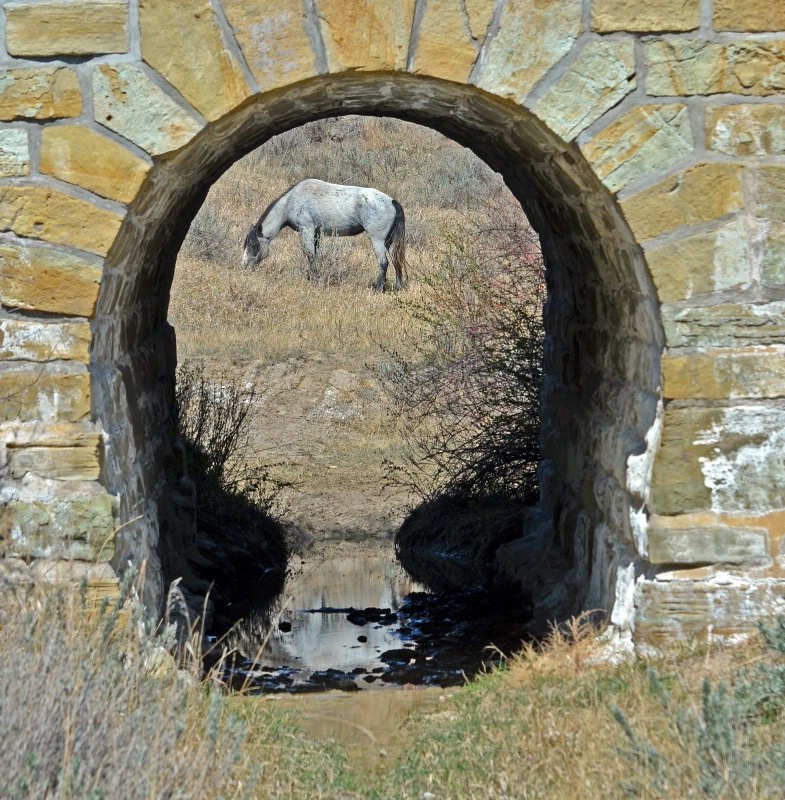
[0,0,784,648]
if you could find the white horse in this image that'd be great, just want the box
[242,178,407,291]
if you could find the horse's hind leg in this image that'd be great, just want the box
[371,238,388,292]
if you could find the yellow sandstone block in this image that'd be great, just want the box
[592,0,699,32]
[478,0,581,104]
[0,67,81,121]
[620,163,743,242]
[0,186,124,256]
[412,0,487,83]
[645,219,751,303]
[5,1,128,57]
[0,319,91,362]
[7,442,101,481]
[223,0,319,92]
[0,367,91,423]
[662,347,785,400]
[319,0,415,72]
[0,242,102,317]
[41,126,151,205]
[714,0,785,32]
[580,104,692,193]
[140,0,252,121]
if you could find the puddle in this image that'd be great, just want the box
[209,540,533,694]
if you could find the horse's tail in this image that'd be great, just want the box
[387,199,407,286]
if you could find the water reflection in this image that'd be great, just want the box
[213,540,533,693]
[221,542,425,689]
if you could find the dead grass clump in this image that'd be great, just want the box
[0,586,248,800]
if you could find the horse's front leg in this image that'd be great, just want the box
[300,226,318,280]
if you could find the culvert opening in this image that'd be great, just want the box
[93,75,663,683]
[169,115,545,691]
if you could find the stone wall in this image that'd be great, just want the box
[0,0,783,646]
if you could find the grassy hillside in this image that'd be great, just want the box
[169,116,509,363]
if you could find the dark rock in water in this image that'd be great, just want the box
[351,667,366,675]
[363,675,378,683]
[380,648,419,665]
[278,620,292,632]
[357,635,368,643]
[347,607,393,626]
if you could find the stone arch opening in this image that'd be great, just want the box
[93,73,663,625]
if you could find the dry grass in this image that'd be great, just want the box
[170,117,504,364]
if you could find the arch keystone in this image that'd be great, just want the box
[411,0,488,83]
[317,0,415,72]
[223,0,321,91]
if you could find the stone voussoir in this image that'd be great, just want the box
[530,39,636,142]
[0,242,103,318]
[318,0,415,72]
[477,0,582,105]
[5,1,128,57]
[411,0,489,83]
[580,104,693,194]
[222,0,320,92]
[93,63,204,158]
[0,67,82,121]
[41,126,151,205]
[139,0,252,122]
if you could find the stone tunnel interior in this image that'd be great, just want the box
[90,73,664,659]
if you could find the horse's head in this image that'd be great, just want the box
[241,223,270,268]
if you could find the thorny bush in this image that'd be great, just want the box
[384,189,545,502]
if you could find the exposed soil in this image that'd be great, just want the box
[241,351,414,545]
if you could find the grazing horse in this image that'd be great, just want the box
[242,178,407,291]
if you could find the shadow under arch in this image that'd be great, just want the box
[93,72,663,625]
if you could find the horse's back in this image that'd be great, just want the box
[287,179,395,234]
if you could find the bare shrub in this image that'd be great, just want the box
[384,190,545,503]
[175,362,288,620]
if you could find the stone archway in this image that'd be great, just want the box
[2,0,783,647]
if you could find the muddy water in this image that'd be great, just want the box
[211,539,533,694]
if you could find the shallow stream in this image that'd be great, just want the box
[209,540,533,694]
